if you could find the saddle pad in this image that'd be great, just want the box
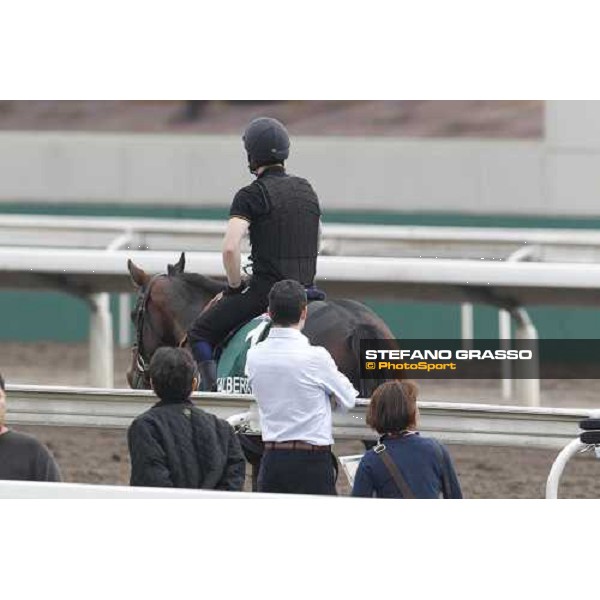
[216,314,271,394]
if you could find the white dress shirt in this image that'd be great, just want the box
[245,327,359,445]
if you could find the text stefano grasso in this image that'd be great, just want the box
[364,349,533,361]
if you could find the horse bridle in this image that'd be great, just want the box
[130,274,169,388]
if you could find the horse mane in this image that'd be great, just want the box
[176,272,226,296]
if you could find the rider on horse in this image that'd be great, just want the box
[188,117,322,391]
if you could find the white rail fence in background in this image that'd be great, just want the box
[6,215,600,263]
[6,385,592,450]
[7,247,600,403]
[6,216,600,404]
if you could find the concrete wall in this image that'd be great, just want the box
[0,132,545,214]
[545,101,600,216]
[0,101,598,216]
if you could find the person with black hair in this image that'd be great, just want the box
[0,373,62,482]
[246,280,358,495]
[187,117,322,392]
[127,347,245,490]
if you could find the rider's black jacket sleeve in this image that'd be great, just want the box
[229,188,256,222]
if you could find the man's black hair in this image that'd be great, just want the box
[268,279,307,326]
[149,347,197,404]
[0,372,4,391]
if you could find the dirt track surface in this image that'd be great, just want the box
[0,100,543,138]
[2,342,600,498]
[13,426,600,499]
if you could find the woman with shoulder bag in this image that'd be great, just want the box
[352,380,462,499]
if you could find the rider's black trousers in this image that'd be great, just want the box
[188,276,275,348]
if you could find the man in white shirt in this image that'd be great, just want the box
[246,280,359,495]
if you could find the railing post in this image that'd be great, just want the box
[546,438,585,499]
[461,303,474,350]
[513,307,539,407]
[118,293,131,348]
[500,245,539,403]
[499,309,512,399]
[88,293,114,388]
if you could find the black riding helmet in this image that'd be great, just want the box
[243,117,290,174]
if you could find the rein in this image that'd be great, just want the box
[131,274,163,388]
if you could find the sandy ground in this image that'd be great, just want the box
[2,341,600,498]
[0,100,543,138]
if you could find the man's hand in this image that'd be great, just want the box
[223,280,248,296]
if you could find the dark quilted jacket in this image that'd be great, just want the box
[127,400,246,490]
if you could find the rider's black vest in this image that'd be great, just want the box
[250,174,321,285]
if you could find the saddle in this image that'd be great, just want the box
[211,284,328,395]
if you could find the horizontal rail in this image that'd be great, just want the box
[3,248,600,306]
[5,385,593,450]
[0,480,339,499]
[4,215,600,262]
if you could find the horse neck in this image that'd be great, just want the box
[171,275,224,327]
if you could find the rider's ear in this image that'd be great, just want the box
[192,377,199,392]
[127,259,150,288]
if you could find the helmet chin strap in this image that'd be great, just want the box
[247,154,258,175]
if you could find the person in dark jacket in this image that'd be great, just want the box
[0,372,62,482]
[352,380,462,499]
[127,347,246,490]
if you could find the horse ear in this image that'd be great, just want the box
[168,252,186,276]
[127,259,150,288]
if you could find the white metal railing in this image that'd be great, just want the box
[5,385,592,450]
[0,480,341,499]
[4,247,600,299]
[4,221,600,402]
[5,214,600,262]
[545,409,600,499]
[6,247,593,403]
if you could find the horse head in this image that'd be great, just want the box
[125,252,225,389]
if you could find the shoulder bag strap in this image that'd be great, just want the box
[433,440,451,499]
[375,444,415,499]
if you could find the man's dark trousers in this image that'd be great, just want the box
[257,449,337,495]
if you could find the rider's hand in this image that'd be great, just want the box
[223,280,248,296]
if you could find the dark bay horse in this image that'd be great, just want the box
[126,253,398,396]
[126,253,400,488]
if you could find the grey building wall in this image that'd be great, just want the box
[0,101,597,216]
